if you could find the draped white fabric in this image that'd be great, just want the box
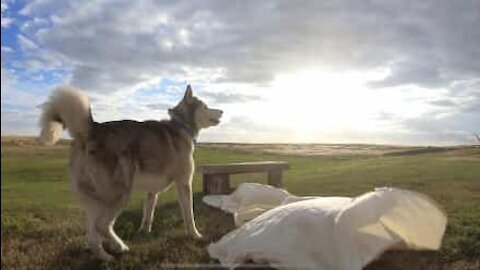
[204,183,447,270]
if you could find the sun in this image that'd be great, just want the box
[263,69,386,131]
[224,68,437,143]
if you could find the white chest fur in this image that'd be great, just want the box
[132,172,172,192]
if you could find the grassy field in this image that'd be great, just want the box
[1,137,480,269]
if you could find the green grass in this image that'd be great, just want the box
[1,143,480,269]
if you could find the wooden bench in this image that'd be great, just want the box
[201,161,289,195]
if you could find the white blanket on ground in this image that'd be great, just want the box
[204,183,447,270]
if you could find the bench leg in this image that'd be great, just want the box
[202,173,209,194]
[204,174,231,195]
[268,169,283,188]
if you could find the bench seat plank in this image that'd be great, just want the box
[201,161,289,194]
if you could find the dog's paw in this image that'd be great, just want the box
[104,240,129,254]
[100,254,115,262]
[190,230,203,240]
[95,248,115,262]
[119,244,129,253]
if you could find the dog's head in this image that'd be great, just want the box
[169,85,223,130]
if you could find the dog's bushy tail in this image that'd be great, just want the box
[38,86,92,145]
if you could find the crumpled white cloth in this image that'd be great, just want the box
[204,183,447,270]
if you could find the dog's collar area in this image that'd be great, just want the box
[171,118,198,144]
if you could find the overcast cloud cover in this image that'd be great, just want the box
[1,0,479,145]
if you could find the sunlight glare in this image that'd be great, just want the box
[261,69,387,133]
[223,68,444,143]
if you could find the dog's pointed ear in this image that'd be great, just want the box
[184,85,193,102]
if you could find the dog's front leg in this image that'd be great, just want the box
[176,180,202,239]
[137,192,158,233]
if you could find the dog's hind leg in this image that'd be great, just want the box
[176,181,202,239]
[78,187,128,260]
[83,197,116,261]
[137,192,158,233]
[96,201,129,254]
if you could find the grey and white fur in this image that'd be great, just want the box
[38,85,222,261]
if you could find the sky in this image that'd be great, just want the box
[1,0,479,145]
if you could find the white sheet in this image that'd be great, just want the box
[204,183,447,270]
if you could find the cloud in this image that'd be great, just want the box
[2,0,479,145]
[1,0,13,28]
[385,79,480,144]
[17,0,478,93]
[20,17,49,35]
[400,114,480,145]
[1,17,13,27]
[429,99,457,107]
[201,115,296,143]
[199,91,262,104]
[1,66,45,136]
[17,34,40,51]
[144,102,172,111]
[1,66,44,107]
[1,46,14,53]
[1,110,40,135]
[367,60,449,89]
[1,65,16,88]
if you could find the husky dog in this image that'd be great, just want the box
[38,85,222,261]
